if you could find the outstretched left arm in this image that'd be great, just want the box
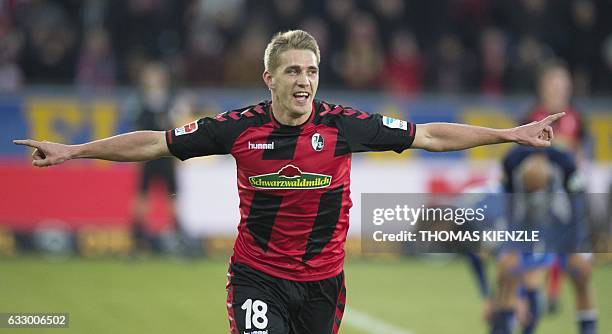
[411,112,564,152]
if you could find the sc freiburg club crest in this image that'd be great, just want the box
[311,133,324,151]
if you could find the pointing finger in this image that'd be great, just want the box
[542,112,565,125]
[13,139,40,149]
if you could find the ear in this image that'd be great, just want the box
[263,70,275,90]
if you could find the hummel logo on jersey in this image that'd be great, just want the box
[248,141,275,150]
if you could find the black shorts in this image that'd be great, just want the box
[139,158,176,194]
[226,262,346,334]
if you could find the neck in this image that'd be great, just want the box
[271,95,311,126]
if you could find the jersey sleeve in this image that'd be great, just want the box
[335,110,416,153]
[165,116,240,160]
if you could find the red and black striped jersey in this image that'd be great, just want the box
[166,100,416,281]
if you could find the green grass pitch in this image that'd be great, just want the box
[0,256,609,333]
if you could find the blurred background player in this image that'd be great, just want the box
[525,60,586,160]
[489,146,597,334]
[524,59,588,314]
[128,61,179,253]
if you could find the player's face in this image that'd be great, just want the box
[141,64,168,92]
[265,49,319,121]
[540,68,572,110]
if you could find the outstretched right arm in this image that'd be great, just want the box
[13,130,169,167]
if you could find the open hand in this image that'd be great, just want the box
[13,139,73,167]
[511,112,565,147]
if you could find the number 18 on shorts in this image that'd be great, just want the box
[226,263,346,334]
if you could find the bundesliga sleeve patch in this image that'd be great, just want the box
[174,121,198,136]
[382,116,408,131]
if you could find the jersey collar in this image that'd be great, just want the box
[268,101,315,130]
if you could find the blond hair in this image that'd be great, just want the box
[264,30,320,73]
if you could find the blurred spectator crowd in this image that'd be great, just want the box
[1,0,612,96]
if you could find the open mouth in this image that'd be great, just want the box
[293,92,310,104]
